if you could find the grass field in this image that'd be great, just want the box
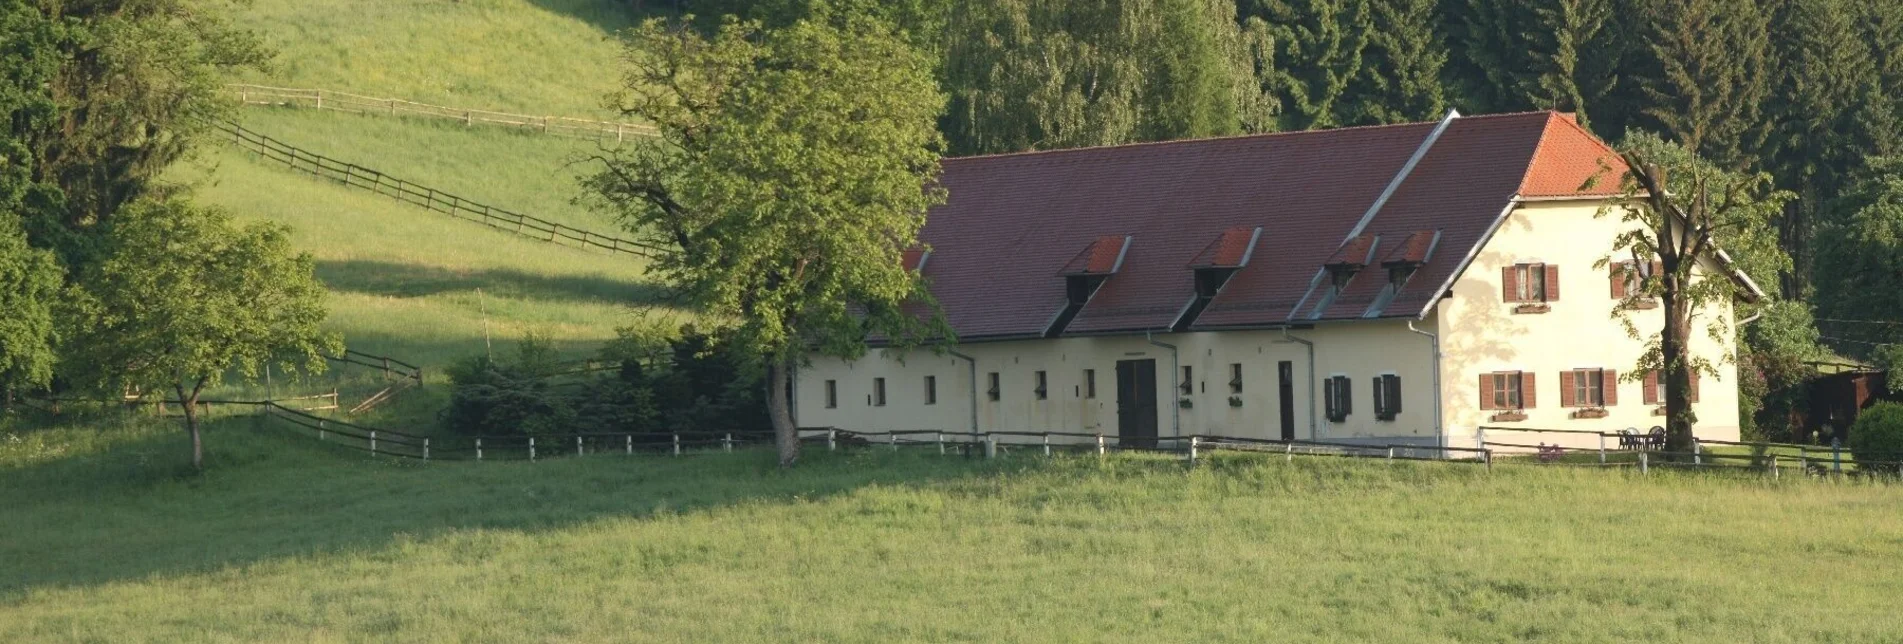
[232,0,650,116]
[169,107,670,412]
[4,416,1902,641]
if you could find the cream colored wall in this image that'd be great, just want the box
[1434,199,1743,452]
[796,323,1440,445]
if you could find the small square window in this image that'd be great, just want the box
[1229,363,1243,395]
[1084,369,1096,399]
[987,372,1000,401]
[1035,371,1048,400]
[824,380,837,409]
[1180,366,1194,396]
[873,377,886,407]
[1324,375,1352,422]
[924,375,936,405]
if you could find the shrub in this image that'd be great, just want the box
[1848,402,1903,470]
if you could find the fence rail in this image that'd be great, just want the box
[226,83,658,141]
[216,122,663,258]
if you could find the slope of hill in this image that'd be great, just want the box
[232,0,648,116]
[3,420,1902,640]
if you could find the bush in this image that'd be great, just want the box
[1848,402,1903,469]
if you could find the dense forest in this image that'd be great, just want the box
[679,0,1903,436]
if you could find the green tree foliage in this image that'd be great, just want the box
[1441,0,1619,128]
[1601,131,1792,452]
[1815,158,1903,356]
[63,198,337,470]
[1247,0,1369,130]
[1340,0,1446,125]
[942,0,1271,155]
[584,17,946,466]
[1625,0,1772,169]
[0,214,60,405]
[1847,401,1903,469]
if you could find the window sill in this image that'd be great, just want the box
[1570,408,1609,419]
[1488,411,1527,422]
[1628,299,1659,310]
[1511,303,1551,314]
[1375,414,1398,422]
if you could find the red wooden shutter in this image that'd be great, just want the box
[1603,369,1618,406]
[1651,261,1664,281]
[1560,370,1577,407]
[1521,372,1537,408]
[1544,265,1560,301]
[1643,370,1659,404]
[1502,266,1518,302]
[1611,262,1627,299]
[1479,374,1494,410]
[1690,370,1701,403]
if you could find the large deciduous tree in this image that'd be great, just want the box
[583,16,948,467]
[1601,132,1791,453]
[0,214,60,408]
[64,198,337,471]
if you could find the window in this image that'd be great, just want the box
[1372,374,1402,420]
[873,377,886,406]
[1084,369,1096,399]
[1229,363,1244,395]
[1503,263,1559,303]
[1562,368,1616,408]
[1642,370,1700,404]
[1480,372,1532,410]
[824,380,838,409]
[1323,375,1353,422]
[1034,371,1048,400]
[987,372,1000,401]
[924,375,937,405]
[1180,366,1194,396]
[1611,261,1660,307]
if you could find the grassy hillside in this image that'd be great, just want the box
[4,419,1903,641]
[172,108,668,399]
[233,0,648,116]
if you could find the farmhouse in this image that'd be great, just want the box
[794,110,1754,451]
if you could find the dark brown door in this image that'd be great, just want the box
[1116,359,1158,449]
[1278,360,1296,441]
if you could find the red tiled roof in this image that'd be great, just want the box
[1325,235,1378,267]
[913,111,1613,339]
[1188,227,1260,268]
[1519,113,1627,197]
[1381,231,1438,265]
[1058,235,1130,275]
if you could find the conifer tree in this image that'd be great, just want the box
[1340,0,1446,125]
[1441,0,1619,129]
[1246,0,1371,131]
[1627,0,1773,169]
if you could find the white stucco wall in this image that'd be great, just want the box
[1434,199,1743,451]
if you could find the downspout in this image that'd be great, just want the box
[1407,320,1444,452]
[949,350,978,433]
[1146,331,1181,438]
[1276,328,1318,439]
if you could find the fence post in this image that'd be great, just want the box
[530,436,536,461]
[673,433,681,456]
[724,433,733,452]
[1597,434,1607,464]
[476,437,483,461]
[370,430,378,455]
[424,437,430,461]
[577,435,584,457]
[1799,453,1808,475]
[626,434,633,455]
[1770,454,1779,479]
[1386,445,1396,462]
[1693,438,1702,466]
[1832,437,1842,474]
[1097,433,1106,457]
[1639,451,1649,474]
[828,428,837,451]
[1286,441,1295,462]
[938,431,946,455]
[389,98,396,116]
[1484,449,1493,472]
[1043,433,1051,457]
[319,419,327,441]
[985,434,997,459]
[1476,426,1487,452]
[1187,436,1200,464]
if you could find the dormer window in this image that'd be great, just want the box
[1047,235,1132,338]
[1328,264,1361,288]
[1387,263,1417,287]
[1194,267,1237,297]
[1175,227,1261,332]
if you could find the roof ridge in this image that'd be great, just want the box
[943,111,1562,164]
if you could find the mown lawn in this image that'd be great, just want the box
[4,415,1901,642]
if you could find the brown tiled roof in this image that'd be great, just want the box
[913,111,1621,339]
[1325,235,1378,267]
[1058,235,1130,275]
[1381,231,1438,266]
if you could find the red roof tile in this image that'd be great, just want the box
[913,112,1594,339]
[1381,231,1437,265]
[1325,235,1378,267]
[1519,113,1627,197]
[1188,227,1260,268]
[1059,235,1130,275]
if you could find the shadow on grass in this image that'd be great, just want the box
[0,415,1025,600]
[315,259,664,305]
[524,0,663,36]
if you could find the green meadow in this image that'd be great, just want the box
[4,416,1902,641]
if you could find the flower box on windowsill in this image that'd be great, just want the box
[1512,303,1551,314]
[1228,396,1244,408]
[1178,397,1194,409]
[1652,406,1668,416]
[1489,411,1527,422]
[1571,407,1610,419]
[1629,298,1659,310]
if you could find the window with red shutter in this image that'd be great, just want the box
[1544,265,1560,301]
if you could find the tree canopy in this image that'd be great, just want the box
[584,15,948,466]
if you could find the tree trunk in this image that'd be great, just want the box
[1661,273,1698,455]
[765,358,799,468]
[177,385,204,471]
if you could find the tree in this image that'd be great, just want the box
[1440,0,1616,127]
[1600,131,1791,453]
[1339,0,1446,126]
[0,214,60,408]
[1626,0,1772,169]
[1815,158,1903,357]
[583,17,947,466]
[1247,0,1370,131]
[64,198,337,471]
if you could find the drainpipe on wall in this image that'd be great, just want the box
[1276,328,1318,439]
[948,350,978,433]
[1407,320,1444,452]
[1146,331,1181,438]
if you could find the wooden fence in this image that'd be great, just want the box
[217,122,663,258]
[227,83,658,141]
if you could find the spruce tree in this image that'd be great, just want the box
[1246,0,1372,131]
[1627,0,1773,169]
[1441,0,1619,129]
[1341,0,1447,125]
